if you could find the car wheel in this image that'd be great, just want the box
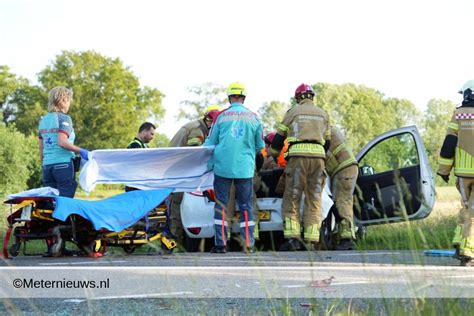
[319,210,336,250]
[185,235,201,252]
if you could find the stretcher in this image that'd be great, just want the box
[2,190,177,258]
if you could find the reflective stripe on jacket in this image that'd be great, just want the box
[438,106,474,178]
[276,99,330,159]
[326,126,358,177]
[204,102,264,178]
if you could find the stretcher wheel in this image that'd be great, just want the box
[160,243,174,255]
[50,238,64,257]
[122,246,136,254]
[9,242,21,257]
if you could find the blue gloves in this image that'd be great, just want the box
[79,148,90,161]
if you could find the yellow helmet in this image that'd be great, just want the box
[205,105,223,113]
[227,82,247,97]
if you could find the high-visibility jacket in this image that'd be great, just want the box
[169,119,209,147]
[273,99,330,159]
[326,126,358,177]
[127,137,148,149]
[438,104,474,178]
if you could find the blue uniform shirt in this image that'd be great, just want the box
[204,102,264,178]
[38,112,75,165]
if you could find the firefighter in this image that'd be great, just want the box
[437,80,474,266]
[168,105,223,248]
[326,126,358,250]
[271,83,330,251]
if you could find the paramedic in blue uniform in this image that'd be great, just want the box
[38,86,89,197]
[204,82,265,253]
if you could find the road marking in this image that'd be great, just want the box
[63,299,85,303]
[282,281,370,288]
[2,265,467,271]
[90,292,194,300]
[338,252,402,256]
[441,274,474,279]
[39,260,128,266]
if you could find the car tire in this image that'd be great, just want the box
[185,235,201,252]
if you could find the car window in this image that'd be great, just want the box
[359,132,419,176]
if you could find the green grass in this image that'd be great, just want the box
[356,186,460,251]
[75,184,125,200]
[356,215,456,251]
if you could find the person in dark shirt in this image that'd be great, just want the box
[125,122,156,192]
[127,122,156,149]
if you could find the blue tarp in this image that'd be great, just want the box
[423,249,456,257]
[52,189,173,232]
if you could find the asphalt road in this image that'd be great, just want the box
[1,250,473,314]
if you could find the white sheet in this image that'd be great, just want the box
[79,146,215,193]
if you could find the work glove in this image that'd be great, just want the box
[79,148,90,161]
[437,173,449,183]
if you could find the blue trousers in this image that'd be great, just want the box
[213,175,255,247]
[42,161,77,198]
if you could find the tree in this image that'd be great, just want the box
[152,132,170,148]
[13,50,165,149]
[178,82,227,121]
[0,65,29,123]
[0,124,39,199]
[421,99,456,184]
[313,83,419,152]
[258,100,290,133]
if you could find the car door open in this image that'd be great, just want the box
[354,125,435,226]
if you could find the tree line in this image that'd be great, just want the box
[0,50,456,198]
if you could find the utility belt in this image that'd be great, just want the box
[286,140,325,160]
[288,140,322,148]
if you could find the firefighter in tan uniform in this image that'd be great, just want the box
[271,84,330,251]
[437,80,474,266]
[168,105,222,247]
[326,126,358,250]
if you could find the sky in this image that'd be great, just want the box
[1,0,473,138]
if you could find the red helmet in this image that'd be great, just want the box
[264,132,276,144]
[206,110,221,123]
[294,83,314,100]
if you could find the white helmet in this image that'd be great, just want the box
[458,80,474,94]
[459,80,474,102]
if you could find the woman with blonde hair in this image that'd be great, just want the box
[38,86,89,197]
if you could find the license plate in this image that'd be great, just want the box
[234,210,271,221]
